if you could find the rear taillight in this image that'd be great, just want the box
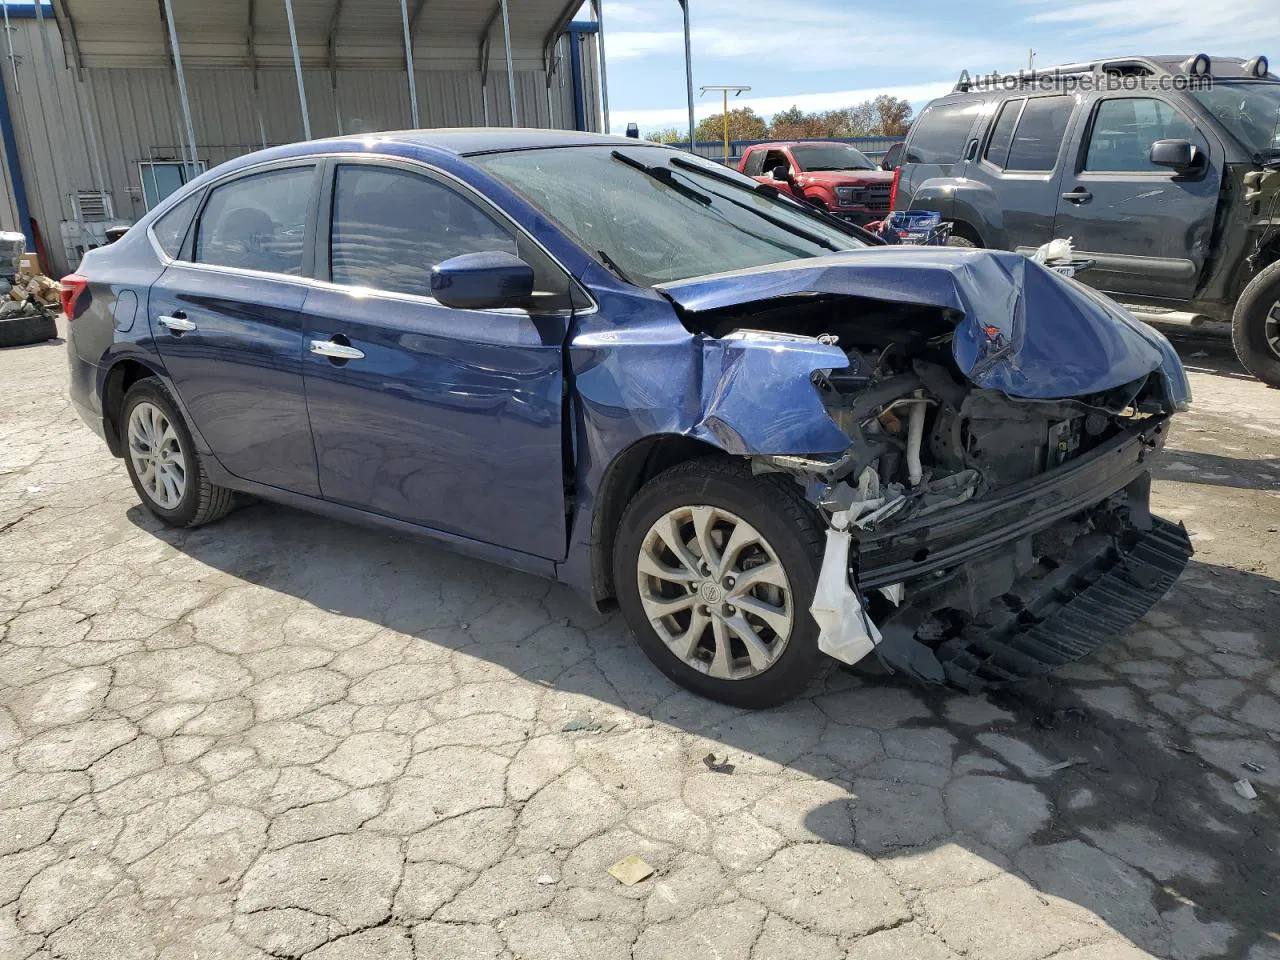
[59,274,88,319]
[888,165,902,212]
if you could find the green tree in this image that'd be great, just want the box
[768,105,826,139]
[767,97,913,138]
[872,95,913,135]
[695,106,768,143]
[645,127,686,144]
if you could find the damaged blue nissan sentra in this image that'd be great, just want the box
[64,130,1194,707]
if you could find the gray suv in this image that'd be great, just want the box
[895,55,1280,386]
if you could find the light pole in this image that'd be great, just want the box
[592,0,610,134]
[700,84,750,165]
[677,0,695,152]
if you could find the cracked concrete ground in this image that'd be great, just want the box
[1,322,1278,960]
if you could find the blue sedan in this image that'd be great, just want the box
[65,129,1194,707]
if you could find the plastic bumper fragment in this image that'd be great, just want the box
[810,526,881,665]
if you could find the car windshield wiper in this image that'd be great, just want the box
[611,150,712,206]
[595,248,637,284]
[667,158,859,251]
[670,155,782,198]
[668,156,881,245]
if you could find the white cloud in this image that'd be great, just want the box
[601,0,1022,72]
[599,1,660,24]
[611,81,955,134]
[1024,0,1278,52]
[599,0,1280,135]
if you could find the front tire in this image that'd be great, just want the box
[121,379,235,527]
[1232,260,1280,388]
[613,458,826,709]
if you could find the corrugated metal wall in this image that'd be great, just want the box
[0,19,599,275]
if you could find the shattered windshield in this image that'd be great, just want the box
[473,146,865,287]
[1191,81,1280,159]
[789,144,877,171]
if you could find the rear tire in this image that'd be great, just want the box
[1231,260,1280,388]
[120,379,236,527]
[613,458,826,709]
[947,235,977,248]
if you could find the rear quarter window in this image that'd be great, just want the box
[150,192,201,258]
[742,150,765,176]
[906,100,983,163]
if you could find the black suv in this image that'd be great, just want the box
[894,55,1280,386]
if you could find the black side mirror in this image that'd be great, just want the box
[431,251,534,310]
[1150,138,1198,171]
[768,166,791,182]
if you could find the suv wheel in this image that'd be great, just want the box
[1232,260,1280,388]
[613,458,825,708]
[121,379,236,527]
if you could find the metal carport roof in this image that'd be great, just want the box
[49,0,584,70]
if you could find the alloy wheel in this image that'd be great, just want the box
[636,504,794,681]
[1266,299,1280,360]
[127,401,187,510]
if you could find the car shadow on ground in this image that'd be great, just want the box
[0,335,64,351]
[1153,324,1258,382]
[1152,449,1280,491]
[126,497,1280,958]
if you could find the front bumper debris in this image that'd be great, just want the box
[929,515,1191,688]
[878,514,1193,689]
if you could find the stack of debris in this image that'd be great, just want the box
[0,233,60,320]
[0,232,60,347]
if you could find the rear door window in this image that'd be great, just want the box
[742,150,765,176]
[906,101,981,163]
[1084,98,1207,172]
[984,99,1024,167]
[1005,96,1073,171]
[194,166,315,275]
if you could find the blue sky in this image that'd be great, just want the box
[594,0,1280,134]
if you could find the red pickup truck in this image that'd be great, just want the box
[738,141,894,225]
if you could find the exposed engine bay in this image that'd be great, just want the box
[710,294,1172,521]
[696,293,1192,688]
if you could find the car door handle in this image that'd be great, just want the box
[1061,188,1093,204]
[310,338,365,361]
[158,313,196,333]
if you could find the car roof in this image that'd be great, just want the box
[748,141,861,149]
[182,128,664,187]
[333,128,633,156]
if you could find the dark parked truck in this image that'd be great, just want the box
[64,131,1192,707]
[894,54,1280,386]
[739,141,895,224]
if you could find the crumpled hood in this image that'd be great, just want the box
[658,247,1172,400]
